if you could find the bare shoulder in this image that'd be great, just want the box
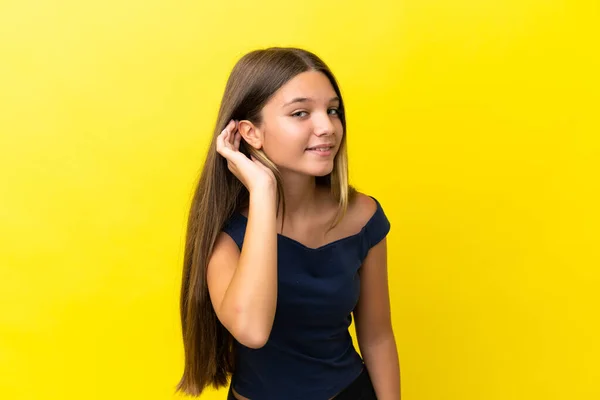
[345,191,378,231]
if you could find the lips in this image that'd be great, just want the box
[306,144,334,150]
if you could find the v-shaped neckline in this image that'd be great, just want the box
[234,197,379,251]
[274,227,366,251]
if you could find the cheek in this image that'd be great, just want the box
[264,121,308,157]
[337,119,344,132]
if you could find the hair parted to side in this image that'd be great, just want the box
[176,47,357,396]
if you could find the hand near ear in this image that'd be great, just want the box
[216,120,276,193]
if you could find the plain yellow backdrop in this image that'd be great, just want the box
[1,0,598,399]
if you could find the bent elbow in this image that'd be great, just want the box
[240,333,269,349]
[225,304,274,349]
[232,320,271,349]
[234,330,269,349]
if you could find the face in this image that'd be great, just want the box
[256,70,344,178]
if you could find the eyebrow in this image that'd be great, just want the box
[282,96,340,108]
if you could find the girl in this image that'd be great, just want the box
[177,47,401,399]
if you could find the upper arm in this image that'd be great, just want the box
[206,231,240,333]
[353,194,394,347]
[354,236,394,347]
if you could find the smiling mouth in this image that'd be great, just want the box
[305,146,334,156]
[306,145,334,151]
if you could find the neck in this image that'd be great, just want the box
[279,173,321,220]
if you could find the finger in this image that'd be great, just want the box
[218,143,234,159]
[218,136,227,153]
[217,129,233,155]
[233,131,242,150]
[224,119,235,133]
[228,123,237,146]
[216,129,225,152]
[220,121,232,139]
[223,127,233,150]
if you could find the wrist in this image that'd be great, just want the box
[248,185,278,222]
[249,178,277,196]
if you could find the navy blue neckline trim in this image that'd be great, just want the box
[233,196,382,252]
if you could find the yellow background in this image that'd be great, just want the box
[1,0,598,399]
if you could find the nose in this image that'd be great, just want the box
[313,111,336,137]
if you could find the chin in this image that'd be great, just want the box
[280,158,335,178]
[310,165,335,177]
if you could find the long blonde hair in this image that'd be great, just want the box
[176,47,357,396]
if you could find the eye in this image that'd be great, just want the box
[328,108,340,116]
[292,111,308,118]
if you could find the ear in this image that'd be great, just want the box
[237,120,263,150]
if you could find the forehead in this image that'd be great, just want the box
[271,70,337,104]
